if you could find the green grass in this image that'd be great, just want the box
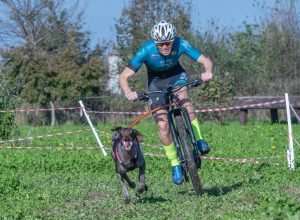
[0,121,300,219]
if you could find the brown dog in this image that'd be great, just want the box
[111,127,147,203]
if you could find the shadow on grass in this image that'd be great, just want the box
[203,182,243,196]
[136,194,171,204]
[178,182,243,197]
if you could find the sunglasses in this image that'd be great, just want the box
[156,41,173,47]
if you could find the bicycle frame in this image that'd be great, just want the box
[169,107,197,155]
[166,94,200,175]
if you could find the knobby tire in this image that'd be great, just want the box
[174,114,202,196]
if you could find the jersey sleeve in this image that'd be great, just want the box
[127,46,148,72]
[180,39,202,61]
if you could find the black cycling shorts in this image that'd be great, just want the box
[147,64,188,110]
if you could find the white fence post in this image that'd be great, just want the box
[79,100,107,156]
[285,93,295,170]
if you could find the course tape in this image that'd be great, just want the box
[0,129,91,144]
[87,100,286,115]
[0,99,285,115]
[0,145,286,164]
[290,103,300,123]
[196,100,285,113]
[0,106,82,113]
[200,155,285,164]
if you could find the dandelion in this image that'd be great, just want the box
[271,145,276,149]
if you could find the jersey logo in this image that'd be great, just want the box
[171,51,177,56]
[182,40,191,50]
[151,54,160,57]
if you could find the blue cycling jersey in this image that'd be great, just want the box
[127,37,202,74]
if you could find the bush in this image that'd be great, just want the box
[0,69,18,139]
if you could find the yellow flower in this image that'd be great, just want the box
[271,145,276,149]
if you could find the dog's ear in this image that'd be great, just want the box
[131,129,143,142]
[111,126,122,132]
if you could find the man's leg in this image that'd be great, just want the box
[154,109,183,185]
[176,88,211,155]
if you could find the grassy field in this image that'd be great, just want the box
[0,120,300,219]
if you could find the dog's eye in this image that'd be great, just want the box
[130,133,136,138]
[122,137,131,142]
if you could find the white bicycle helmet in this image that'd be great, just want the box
[151,20,177,42]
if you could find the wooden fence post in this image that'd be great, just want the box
[270,108,279,123]
[240,109,248,125]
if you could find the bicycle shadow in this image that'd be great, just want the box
[203,182,243,197]
[136,193,171,204]
[178,182,243,197]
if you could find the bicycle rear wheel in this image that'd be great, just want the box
[174,114,202,196]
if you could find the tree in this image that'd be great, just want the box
[115,0,192,91]
[0,0,108,125]
[257,0,300,95]
[0,65,18,139]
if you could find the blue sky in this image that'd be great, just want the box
[82,0,268,46]
[1,0,299,48]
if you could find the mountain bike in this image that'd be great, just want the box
[138,79,203,195]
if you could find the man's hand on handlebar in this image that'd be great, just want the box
[201,72,213,82]
[125,91,138,101]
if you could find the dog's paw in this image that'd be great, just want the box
[137,187,143,194]
[137,185,148,194]
[124,198,131,204]
[129,182,136,189]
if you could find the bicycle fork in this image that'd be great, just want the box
[168,106,201,180]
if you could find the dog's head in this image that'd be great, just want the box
[111,127,143,151]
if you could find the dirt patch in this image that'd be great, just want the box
[88,190,110,202]
[284,186,300,199]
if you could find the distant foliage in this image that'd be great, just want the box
[0,0,109,126]
[0,68,18,139]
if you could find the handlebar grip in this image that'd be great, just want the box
[191,79,203,87]
[137,93,149,101]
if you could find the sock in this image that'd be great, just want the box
[191,118,203,141]
[163,142,179,167]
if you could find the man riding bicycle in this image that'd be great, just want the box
[119,20,213,185]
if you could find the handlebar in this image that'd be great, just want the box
[137,79,203,101]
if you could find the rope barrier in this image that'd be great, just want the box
[0,99,285,115]
[0,98,292,166]
[0,146,98,150]
[196,100,285,113]
[0,106,82,113]
[290,103,300,123]
[0,144,286,164]
[0,129,91,144]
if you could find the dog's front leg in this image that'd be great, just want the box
[137,165,148,194]
[122,173,136,189]
[117,173,131,204]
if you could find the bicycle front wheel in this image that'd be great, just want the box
[175,114,202,196]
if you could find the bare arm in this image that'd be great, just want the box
[119,67,138,101]
[197,55,213,81]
